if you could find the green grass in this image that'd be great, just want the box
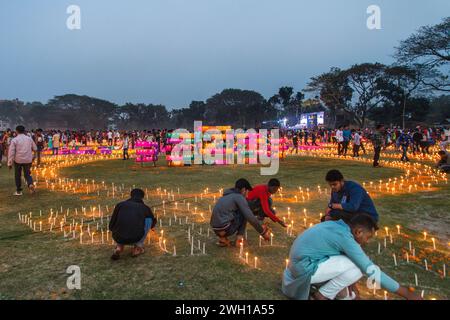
[0,154,448,300]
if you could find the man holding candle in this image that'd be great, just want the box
[247,178,287,228]
[282,214,422,300]
[210,178,271,247]
[109,188,157,260]
[324,170,379,222]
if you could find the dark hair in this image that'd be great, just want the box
[235,178,252,191]
[348,213,379,231]
[130,188,145,200]
[325,169,344,182]
[16,125,25,134]
[268,178,281,187]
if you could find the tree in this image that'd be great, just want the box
[395,17,450,92]
[306,67,353,127]
[378,65,424,128]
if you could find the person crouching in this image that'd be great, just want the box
[210,178,271,247]
[109,188,157,260]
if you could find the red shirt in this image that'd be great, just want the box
[247,185,281,223]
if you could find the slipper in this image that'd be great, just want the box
[131,246,145,257]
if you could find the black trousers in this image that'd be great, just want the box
[123,148,129,160]
[14,162,33,192]
[353,144,360,157]
[373,146,381,167]
[342,141,349,155]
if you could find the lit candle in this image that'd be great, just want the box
[396,225,400,235]
[254,257,258,269]
[384,291,388,300]
[423,231,427,240]
[259,236,262,247]
[432,237,436,250]
[39,221,42,231]
[285,259,289,270]
[91,232,95,244]
[239,242,243,258]
[80,232,83,244]
[406,252,409,263]
[245,252,249,264]
[270,233,273,246]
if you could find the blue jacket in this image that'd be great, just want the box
[282,220,400,300]
[329,181,379,221]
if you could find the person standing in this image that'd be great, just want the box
[371,124,385,168]
[7,125,37,196]
[335,126,344,155]
[352,130,361,157]
[122,133,130,160]
[397,131,411,162]
[342,125,351,156]
[34,129,45,166]
[52,131,60,155]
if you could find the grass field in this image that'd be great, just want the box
[0,151,449,300]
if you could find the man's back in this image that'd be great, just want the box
[8,134,36,164]
[109,199,154,244]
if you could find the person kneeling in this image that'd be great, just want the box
[210,178,271,247]
[109,188,157,260]
[282,214,421,300]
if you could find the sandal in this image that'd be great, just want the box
[131,246,145,257]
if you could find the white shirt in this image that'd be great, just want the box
[336,130,344,142]
[8,134,37,165]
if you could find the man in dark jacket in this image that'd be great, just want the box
[210,178,271,247]
[323,170,379,222]
[109,188,157,260]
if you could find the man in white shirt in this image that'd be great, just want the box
[352,130,361,157]
[335,126,344,155]
[8,125,37,195]
[107,130,113,146]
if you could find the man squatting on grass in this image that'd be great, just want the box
[210,178,271,247]
[282,214,422,300]
[247,178,287,228]
[109,188,157,259]
[323,170,379,222]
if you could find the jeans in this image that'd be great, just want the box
[373,146,381,166]
[311,255,363,300]
[135,218,153,247]
[214,211,248,237]
[401,145,409,161]
[14,162,33,192]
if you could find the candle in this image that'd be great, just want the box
[409,241,412,252]
[443,264,446,278]
[202,242,206,254]
[396,225,400,235]
[393,254,397,267]
[191,236,194,255]
[80,232,83,244]
[91,232,95,244]
[245,252,249,264]
[270,233,273,246]
[414,273,418,286]
[259,236,262,247]
[384,291,388,300]
[424,259,428,271]
[406,252,409,263]
[285,259,289,269]
[384,227,389,237]
[432,237,436,250]
[173,246,177,256]
[239,242,243,258]
[254,257,258,269]
[39,221,42,231]
[377,242,381,254]
[384,237,387,249]
[423,231,427,240]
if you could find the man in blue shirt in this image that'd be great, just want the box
[282,214,421,300]
[342,125,352,156]
[324,170,379,222]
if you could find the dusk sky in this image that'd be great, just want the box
[1,0,448,109]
